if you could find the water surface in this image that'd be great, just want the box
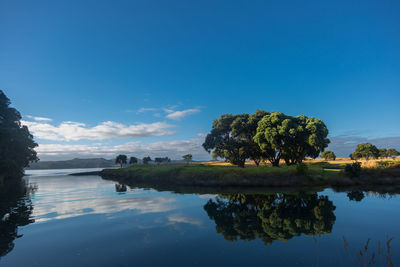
[1,169,399,266]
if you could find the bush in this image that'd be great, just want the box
[344,162,361,178]
[376,161,390,168]
[296,163,308,175]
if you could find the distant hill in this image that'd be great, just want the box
[26,158,118,170]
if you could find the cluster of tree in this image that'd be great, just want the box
[378,148,400,159]
[350,143,399,160]
[142,156,151,165]
[203,193,336,245]
[202,110,330,167]
[0,91,38,179]
[115,155,140,167]
[154,157,171,165]
[115,155,178,167]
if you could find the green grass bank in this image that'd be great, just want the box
[99,162,400,190]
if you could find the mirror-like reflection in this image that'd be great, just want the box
[0,179,35,258]
[0,170,399,267]
[204,193,336,244]
[347,191,365,202]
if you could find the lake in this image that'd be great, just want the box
[1,169,399,266]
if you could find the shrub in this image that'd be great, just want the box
[376,161,389,168]
[344,162,361,178]
[296,163,308,175]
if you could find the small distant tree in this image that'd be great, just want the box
[129,156,138,165]
[155,157,171,165]
[142,156,152,165]
[321,150,336,161]
[182,154,192,164]
[379,148,388,158]
[154,157,163,165]
[115,154,127,168]
[387,148,400,159]
[352,143,379,160]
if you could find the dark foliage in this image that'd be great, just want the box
[0,90,38,179]
[204,193,336,245]
[344,162,361,178]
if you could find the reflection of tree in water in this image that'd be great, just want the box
[204,193,336,245]
[115,183,127,193]
[347,191,365,202]
[0,179,36,259]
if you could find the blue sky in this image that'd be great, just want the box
[1,0,399,160]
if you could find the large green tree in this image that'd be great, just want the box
[231,110,270,166]
[203,110,270,167]
[202,114,249,167]
[253,112,330,166]
[0,90,38,179]
[350,143,379,160]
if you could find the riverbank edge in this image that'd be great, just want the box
[99,164,400,190]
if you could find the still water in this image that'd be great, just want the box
[1,169,399,266]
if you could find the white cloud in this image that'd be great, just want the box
[165,108,200,120]
[26,115,53,122]
[22,120,175,141]
[34,138,211,161]
[30,176,177,222]
[137,107,158,113]
[167,213,203,226]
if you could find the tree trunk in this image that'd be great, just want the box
[271,158,280,167]
[237,160,245,168]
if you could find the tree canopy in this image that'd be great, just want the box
[142,156,152,165]
[203,111,330,167]
[0,90,38,178]
[254,112,330,166]
[182,154,192,163]
[202,110,271,167]
[115,154,127,168]
[129,156,138,165]
[202,113,249,167]
[321,150,336,160]
[154,157,170,165]
[350,143,379,160]
[379,148,399,158]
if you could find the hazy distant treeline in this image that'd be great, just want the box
[27,158,117,170]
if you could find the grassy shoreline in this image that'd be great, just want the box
[100,161,400,190]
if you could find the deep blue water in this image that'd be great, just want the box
[0,169,399,266]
